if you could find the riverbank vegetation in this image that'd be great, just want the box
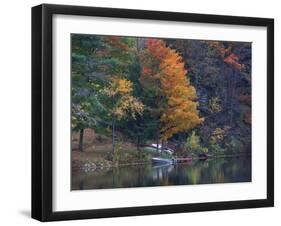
[71,34,251,172]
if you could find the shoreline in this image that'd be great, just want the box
[72,153,251,173]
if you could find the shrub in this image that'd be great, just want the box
[208,96,222,113]
[225,136,243,153]
[209,136,225,154]
[185,131,208,155]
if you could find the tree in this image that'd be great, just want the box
[71,35,139,151]
[71,34,252,158]
[140,39,203,147]
[160,46,204,141]
[101,77,144,152]
[118,57,156,150]
[185,131,208,155]
[167,39,251,153]
[71,34,107,151]
[139,39,169,150]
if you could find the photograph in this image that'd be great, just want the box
[30,3,274,221]
[71,34,252,190]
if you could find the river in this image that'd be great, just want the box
[72,157,251,190]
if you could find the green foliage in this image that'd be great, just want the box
[225,136,244,152]
[209,136,224,154]
[208,128,226,154]
[209,137,225,154]
[71,34,108,131]
[71,34,252,158]
[185,131,208,155]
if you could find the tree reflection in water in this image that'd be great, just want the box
[72,157,251,190]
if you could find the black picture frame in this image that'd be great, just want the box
[32,3,274,222]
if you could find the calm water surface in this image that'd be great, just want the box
[72,157,251,190]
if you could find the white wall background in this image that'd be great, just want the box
[0,0,279,225]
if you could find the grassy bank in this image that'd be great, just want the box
[71,129,153,172]
[71,129,251,173]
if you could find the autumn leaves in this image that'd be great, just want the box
[140,39,203,142]
[102,76,144,120]
[101,37,203,144]
[71,35,203,152]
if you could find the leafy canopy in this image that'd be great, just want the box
[140,39,203,141]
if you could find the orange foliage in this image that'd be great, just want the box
[140,39,203,141]
[160,46,204,140]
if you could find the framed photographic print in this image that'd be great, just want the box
[32,4,274,221]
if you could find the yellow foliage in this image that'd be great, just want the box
[103,76,144,120]
[211,127,229,142]
[114,95,144,120]
[103,76,133,97]
[208,96,222,113]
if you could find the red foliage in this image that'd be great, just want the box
[146,39,168,60]
[223,53,244,71]
[142,66,152,76]
[237,94,251,106]
[204,41,245,72]
[244,110,251,124]
[105,36,129,50]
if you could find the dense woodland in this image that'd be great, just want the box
[71,34,251,168]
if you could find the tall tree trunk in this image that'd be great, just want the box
[112,116,116,153]
[161,140,164,152]
[137,135,141,151]
[79,128,84,152]
[79,180,84,190]
[229,70,237,126]
[181,133,185,148]
[156,130,160,152]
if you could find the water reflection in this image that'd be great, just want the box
[72,157,251,190]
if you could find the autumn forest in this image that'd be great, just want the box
[71,34,252,190]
